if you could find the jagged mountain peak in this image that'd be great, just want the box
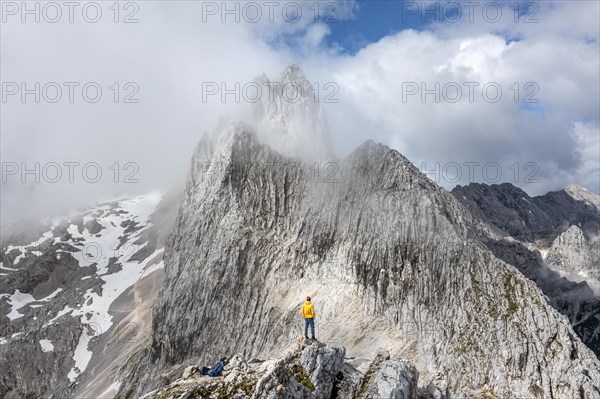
[116,118,600,398]
[453,182,600,241]
[186,123,260,191]
[250,65,334,162]
[455,181,530,198]
[253,63,308,86]
[349,138,386,155]
[279,62,307,84]
[452,180,600,357]
[565,183,600,211]
[346,140,434,189]
[104,67,600,398]
[566,183,594,193]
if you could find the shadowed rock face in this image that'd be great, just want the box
[451,183,600,244]
[117,122,600,398]
[451,182,600,357]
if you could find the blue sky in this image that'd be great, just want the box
[321,0,543,53]
[268,1,439,54]
[327,1,427,53]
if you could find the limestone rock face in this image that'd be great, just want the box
[364,360,419,399]
[566,184,600,213]
[452,182,600,356]
[546,225,600,292]
[5,64,600,399]
[113,67,600,399]
[116,120,600,398]
[300,342,345,399]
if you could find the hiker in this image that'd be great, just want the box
[302,296,316,341]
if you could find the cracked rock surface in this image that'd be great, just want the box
[117,122,600,399]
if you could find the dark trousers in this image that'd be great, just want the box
[304,318,315,338]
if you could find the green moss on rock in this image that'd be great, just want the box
[504,274,518,314]
[287,364,315,391]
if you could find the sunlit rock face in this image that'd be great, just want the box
[117,68,600,399]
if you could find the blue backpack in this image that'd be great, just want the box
[208,360,225,377]
[199,357,228,377]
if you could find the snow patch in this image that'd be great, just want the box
[6,230,55,265]
[47,305,75,325]
[68,330,93,382]
[141,258,164,279]
[39,339,54,352]
[5,290,36,321]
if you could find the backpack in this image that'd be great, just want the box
[207,360,225,377]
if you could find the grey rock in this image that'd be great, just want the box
[84,218,104,235]
[0,192,177,398]
[140,344,425,399]
[334,362,365,399]
[182,366,196,379]
[361,360,418,399]
[118,121,600,398]
[546,225,600,293]
[179,391,192,399]
[117,67,600,399]
[300,342,345,399]
[452,182,600,356]
[374,348,391,362]
[452,182,600,244]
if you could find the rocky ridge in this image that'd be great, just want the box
[115,66,600,399]
[3,65,598,399]
[116,121,600,398]
[451,182,600,356]
[141,342,442,399]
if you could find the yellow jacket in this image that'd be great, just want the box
[302,301,315,319]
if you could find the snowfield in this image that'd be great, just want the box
[1,192,166,384]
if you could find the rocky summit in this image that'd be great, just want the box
[140,342,430,399]
[116,67,600,399]
[1,66,599,399]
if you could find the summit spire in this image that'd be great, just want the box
[251,64,335,162]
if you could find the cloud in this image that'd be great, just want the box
[1,2,290,224]
[306,2,599,195]
[1,0,598,225]
[571,121,600,193]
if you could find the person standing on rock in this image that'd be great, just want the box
[302,296,316,341]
